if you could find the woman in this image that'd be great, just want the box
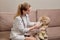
[10,2,41,40]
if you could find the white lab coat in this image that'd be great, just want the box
[10,14,36,40]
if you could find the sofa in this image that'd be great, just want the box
[0,9,60,40]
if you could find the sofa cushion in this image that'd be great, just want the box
[49,38,60,40]
[0,31,10,40]
[37,9,60,27]
[0,38,9,40]
[47,27,60,39]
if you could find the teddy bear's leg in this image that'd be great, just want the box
[44,33,48,40]
[44,32,48,37]
[40,39,43,40]
[38,33,45,40]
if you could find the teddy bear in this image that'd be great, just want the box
[38,16,50,40]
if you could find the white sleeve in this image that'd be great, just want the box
[14,17,29,33]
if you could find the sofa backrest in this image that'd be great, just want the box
[0,11,36,31]
[37,9,60,27]
[0,9,60,31]
[29,10,36,22]
[0,12,16,31]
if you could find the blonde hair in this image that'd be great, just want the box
[14,2,31,19]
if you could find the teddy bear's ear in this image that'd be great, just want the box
[38,16,46,21]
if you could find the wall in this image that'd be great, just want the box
[0,0,60,12]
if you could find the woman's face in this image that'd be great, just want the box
[23,7,31,15]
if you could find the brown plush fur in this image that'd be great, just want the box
[38,16,50,40]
